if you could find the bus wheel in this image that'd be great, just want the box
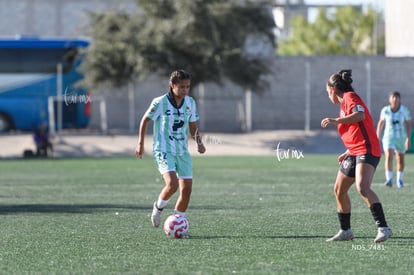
[0,113,12,132]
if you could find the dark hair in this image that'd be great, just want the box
[327,69,354,93]
[389,91,400,98]
[169,69,191,85]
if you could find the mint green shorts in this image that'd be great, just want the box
[153,151,193,179]
[382,137,406,153]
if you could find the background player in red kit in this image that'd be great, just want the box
[321,69,392,243]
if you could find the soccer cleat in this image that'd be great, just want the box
[384,180,392,187]
[374,227,392,243]
[326,229,354,241]
[397,180,404,188]
[151,201,163,227]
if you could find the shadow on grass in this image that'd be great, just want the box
[190,235,414,245]
[190,235,329,240]
[0,204,148,215]
[0,203,245,215]
[354,236,414,246]
[269,236,414,242]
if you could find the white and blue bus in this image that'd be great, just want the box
[0,36,91,132]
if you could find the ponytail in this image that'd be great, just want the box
[327,69,354,93]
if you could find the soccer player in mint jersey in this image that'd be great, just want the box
[135,70,206,231]
[321,70,392,243]
[377,91,412,188]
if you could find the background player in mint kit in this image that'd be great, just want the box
[321,69,392,243]
[136,69,206,232]
[376,91,412,188]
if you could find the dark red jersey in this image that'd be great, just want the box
[337,92,381,156]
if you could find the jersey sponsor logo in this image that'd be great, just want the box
[172,120,184,131]
[165,109,186,117]
[168,135,185,141]
[185,106,191,116]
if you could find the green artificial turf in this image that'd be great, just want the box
[0,155,413,274]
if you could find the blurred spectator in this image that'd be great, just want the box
[33,124,53,157]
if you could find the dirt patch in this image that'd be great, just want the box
[0,130,345,159]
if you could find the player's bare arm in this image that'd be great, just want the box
[376,119,385,139]
[405,120,411,150]
[189,121,206,154]
[321,112,365,128]
[136,116,151,158]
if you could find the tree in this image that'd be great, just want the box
[79,12,139,88]
[80,0,276,92]
[79,12,143,132]
[278,5,383,55]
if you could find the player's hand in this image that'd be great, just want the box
[135,143,144,159]
[198,143,206,154]
[338,151,349,164]
[321,117,336,128]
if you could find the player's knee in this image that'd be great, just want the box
[181,181,192,192]
[182,185,192,196]
[356,184,369,197]
[165,181,179,193]
[333,185,343,198]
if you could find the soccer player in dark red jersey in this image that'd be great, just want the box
[321,69,392,243]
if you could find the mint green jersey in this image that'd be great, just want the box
[145,93,199,155]
[380,104,411,139]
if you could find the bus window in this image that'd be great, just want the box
[0,37,91,132]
